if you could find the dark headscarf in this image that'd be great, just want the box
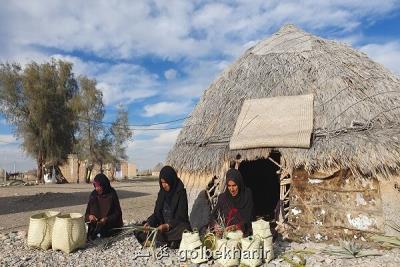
[224,168,252,210]
[86,173,123,229]
[93,173,112,195]
[159,166,179,203]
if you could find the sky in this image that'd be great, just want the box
[0,0,400,172]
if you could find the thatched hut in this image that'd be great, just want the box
[167,24,400,241]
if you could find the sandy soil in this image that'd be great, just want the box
[0,178,159,233]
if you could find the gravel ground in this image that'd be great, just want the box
[1,180,400,266]
[1,229,400,266]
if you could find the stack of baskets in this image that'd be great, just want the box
[201,221,274,267]
[252,218,274,263]
[27,211,86,253]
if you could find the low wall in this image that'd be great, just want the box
[288,168,384,241]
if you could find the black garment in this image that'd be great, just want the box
[145,166,191,243]
[162,201,173,224]
[85,173,123,239]
[209,168,254,236]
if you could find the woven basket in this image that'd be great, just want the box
[226,230,243,240]
[27,211,60,250]
[215,238,240,266]
[252,219,274,263]
[241,236,262,267]
[179,230,202,260]
[52,213,86,253]
[252,219,270,236]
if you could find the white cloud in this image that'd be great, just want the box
[164,69,177,80]
[52,55,159,105]
[153,129,181,144]
[127,129,180,169]
[360,41,400,75]
[0,134,17,144]
[143,101,192,117]
[159,59,230,99]
[1,0,398,63]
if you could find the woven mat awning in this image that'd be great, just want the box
[229,94,314,150]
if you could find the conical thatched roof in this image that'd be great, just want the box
[167,24,400,179]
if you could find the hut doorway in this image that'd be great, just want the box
[239,153,281,220]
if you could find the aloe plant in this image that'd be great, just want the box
[322,239,382,259]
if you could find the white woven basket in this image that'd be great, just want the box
[252,219,272,242]
[241,236,262,267]
[52,213,86,253]
[226,230,243,240]
[27,211,60,250]
[263,237,274,263]
[214,238,241,266]
[179,230,202,260]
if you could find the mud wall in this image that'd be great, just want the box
[288,168,384,242]
[380,176,400,236]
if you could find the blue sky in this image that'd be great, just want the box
[0,0,400,171]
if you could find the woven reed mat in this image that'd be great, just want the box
[230,94,314,149]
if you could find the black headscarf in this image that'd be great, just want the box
[159,166,179,204]
[86,173,123,230]
[224,168,251,210]
[93,173,112,195]
[209,168,254,235]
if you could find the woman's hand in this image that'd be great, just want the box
[142,222,150,232]
[225,225,237,232]
[157,224,170,233]
[99,217,108,225]
[88,215,97,222]
[214,224,223,237]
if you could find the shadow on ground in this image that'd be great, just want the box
[0,190,149,215]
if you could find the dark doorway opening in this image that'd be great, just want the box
[239,152,280,220]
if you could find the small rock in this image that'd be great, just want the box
[9,232,17,238]
[17,230,26,237]
[164,258,173,266]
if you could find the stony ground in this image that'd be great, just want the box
[1,179,400,266]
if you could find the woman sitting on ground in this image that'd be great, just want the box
[85,173,123,240]
[137,166,191,248]
[209,168,254,237]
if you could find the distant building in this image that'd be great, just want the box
[0,168,5,182]
[127,162,137,177]
[151,162,163,177]
[59,154,137,183]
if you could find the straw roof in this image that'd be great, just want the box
[167,24,400,179]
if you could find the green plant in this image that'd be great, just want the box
[322,239,381,259]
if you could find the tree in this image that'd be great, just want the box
[0,60,78,182]
[109,105,133,180]
[73,76,109,183]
